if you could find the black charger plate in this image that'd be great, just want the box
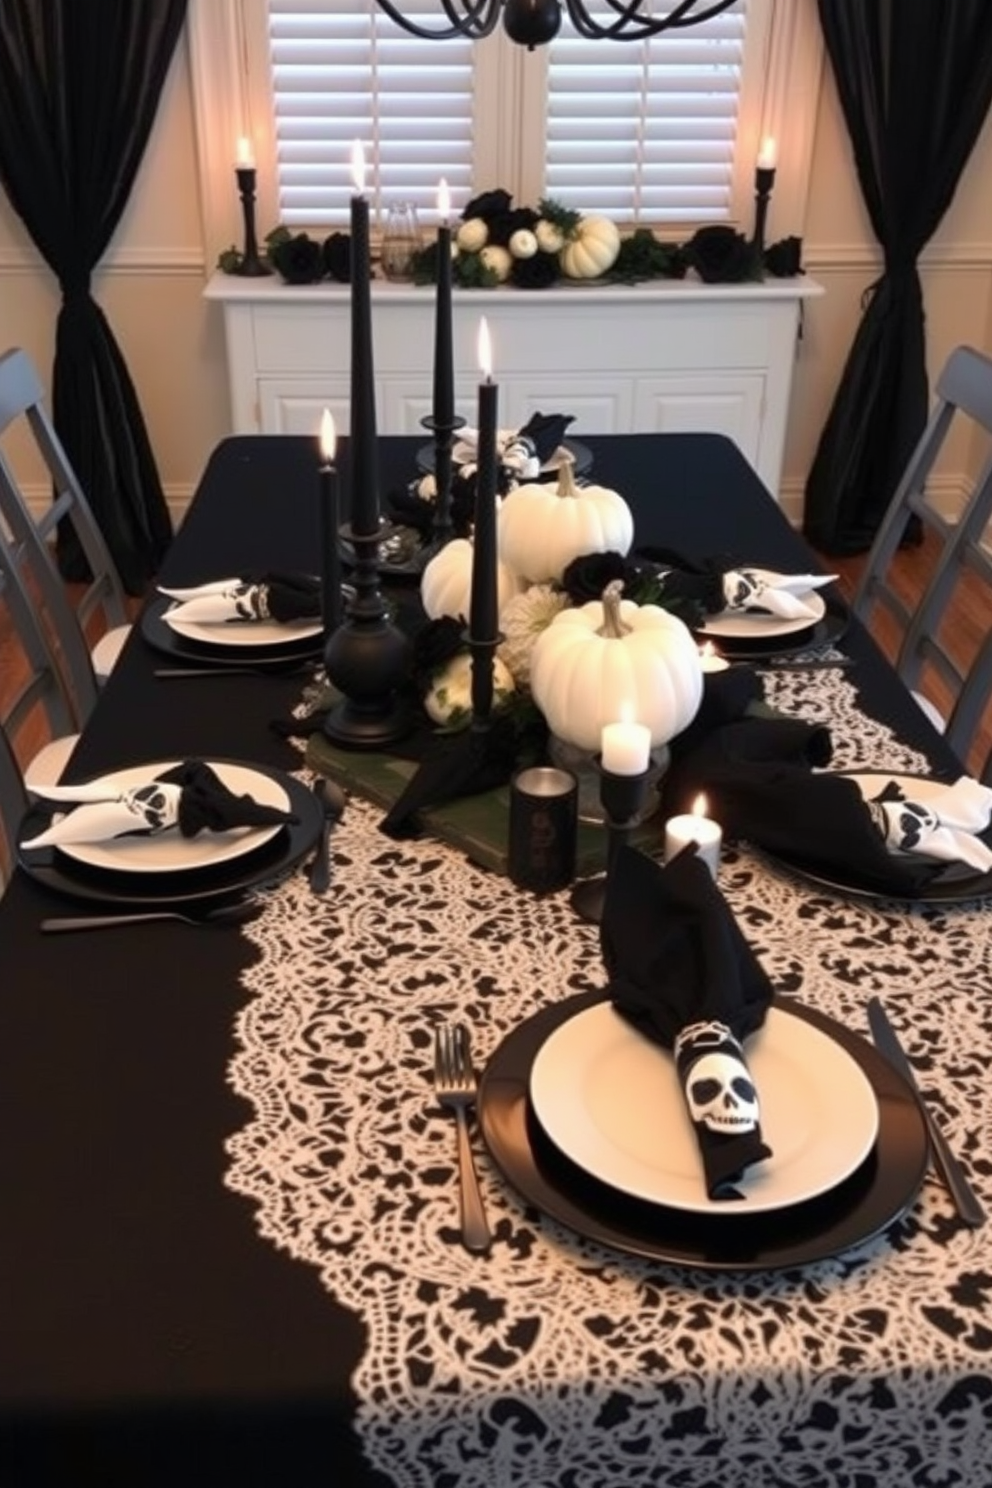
[141,594,325,669]
[694,599,848,662]
[17,764,322,910]
[478,991,927,1272]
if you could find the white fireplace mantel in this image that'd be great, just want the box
[203,272,823,498]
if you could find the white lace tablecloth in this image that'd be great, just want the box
[224,670,992,1488]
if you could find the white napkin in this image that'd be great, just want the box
[721,568,837,621]
[455,428,542,481]
[857,775,992,872]
[21,780,184,849]
[159,579,267,626]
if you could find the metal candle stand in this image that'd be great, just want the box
[570,760,651,924]
[234,167,272,278]
[322,519,412,748]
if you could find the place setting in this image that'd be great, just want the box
[14,756,326,917]
[141,571,344,673]
[477,843,931,1271]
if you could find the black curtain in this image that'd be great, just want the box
[803,1,992,554]
[0,0,187,594]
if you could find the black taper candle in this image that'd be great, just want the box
[433,221,454,427]
[469,333,499,724]
[349,174,380,538]
[319,443,342,635]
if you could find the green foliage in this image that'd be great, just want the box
[538,196,581,237]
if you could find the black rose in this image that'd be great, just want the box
[682,225,759,284]
[511,251,562,290]
[462,189,513,223]
[410,615,468,691]
[322,232,351,282]
[763,234,803,278]
[450,471,477,538]
[271,233,325,284]
[560,551,644,605]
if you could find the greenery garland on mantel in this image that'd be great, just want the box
[218,188,802,288]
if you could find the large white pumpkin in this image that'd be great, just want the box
[530,580,704,751]
[559,216,621,279]
[420,537,522,622]
[497,459,633,584]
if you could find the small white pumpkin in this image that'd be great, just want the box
[530,580,704,752]
[480,244,512,282]
[457,217,488,252]
[420,537,522,622]
[497,459,634,584]
[559,215,621,279]
[535,218,565,254]
[509,228,538,259]
[424,651,516,726]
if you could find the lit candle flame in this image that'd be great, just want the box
[236,136,255,168]
[351,139,366,195]
[438,177,451,221]
[757,135,777,170]
[691,793,709,818]
[320,408,336,463]
[477,316,492,380]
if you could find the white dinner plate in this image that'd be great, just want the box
[698,585,826,640]
[529,1002,879,1215]
[162,607,323,648]
[56,761,291,875]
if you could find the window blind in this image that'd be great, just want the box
[544,2,749,222]
[266,0,475,226]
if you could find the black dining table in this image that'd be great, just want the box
[2,433,990,1488]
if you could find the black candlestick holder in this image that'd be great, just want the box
[466,629,503,737]
[234,166,272,278]
[322,519,412,748]
[570,759,651,924]
[751,166,775,257]
[420,411,467,558]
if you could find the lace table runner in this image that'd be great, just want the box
[225,670,992,1488]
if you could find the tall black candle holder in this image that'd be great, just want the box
[234,166,272,278]
[570,760,651,924]
[322,519,412,749]
[751,164,775,258]
[420,411,467,558]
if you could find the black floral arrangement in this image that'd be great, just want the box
[219,191,802,287]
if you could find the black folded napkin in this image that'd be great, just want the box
[602,844,774,1200]
[503,411,575,472]
[379,715,522,839]
[662,674,956,895]
[157,761,299,836]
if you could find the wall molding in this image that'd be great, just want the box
[0,246,206,277]
[23,483,194,527]
[804,242,992,273]
[779,471,970,530]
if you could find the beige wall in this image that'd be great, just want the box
[1,25,991,526]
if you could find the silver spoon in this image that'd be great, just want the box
[307,776,346,894]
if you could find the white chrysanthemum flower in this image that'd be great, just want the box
[497,583,570,687]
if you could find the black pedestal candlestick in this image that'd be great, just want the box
[752,167,775,256]
[570,761,651,924]
[322,517,412,748]
[234,166,272,277]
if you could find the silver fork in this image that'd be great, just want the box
[434,1024,492,1254]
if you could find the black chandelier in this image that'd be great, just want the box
[374,1,739,49]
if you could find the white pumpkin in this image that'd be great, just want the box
[480,244,512,282]
[509,228,538,259]
[457,217,488,252]
[559,215,621,279]
[530,580,703,751]
[535,218,565,254]
[420,537,522,622]
[424,651,516,726]
[497,459,634,584]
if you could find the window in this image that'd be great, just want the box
[241,0,769,230]
[187,0,822,258]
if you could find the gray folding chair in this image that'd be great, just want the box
[852,344,992,781]
[0,524,82,797]
[0,346,131,694]
[0,724,30,896]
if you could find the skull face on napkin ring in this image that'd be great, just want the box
[677,1021,761,1137]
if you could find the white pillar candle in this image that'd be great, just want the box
[601,720,652,776]
[664,793,722,879]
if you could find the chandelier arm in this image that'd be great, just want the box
[565,0,738,41]
[374,0,502,41]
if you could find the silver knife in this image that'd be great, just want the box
[867,997,985,1228]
